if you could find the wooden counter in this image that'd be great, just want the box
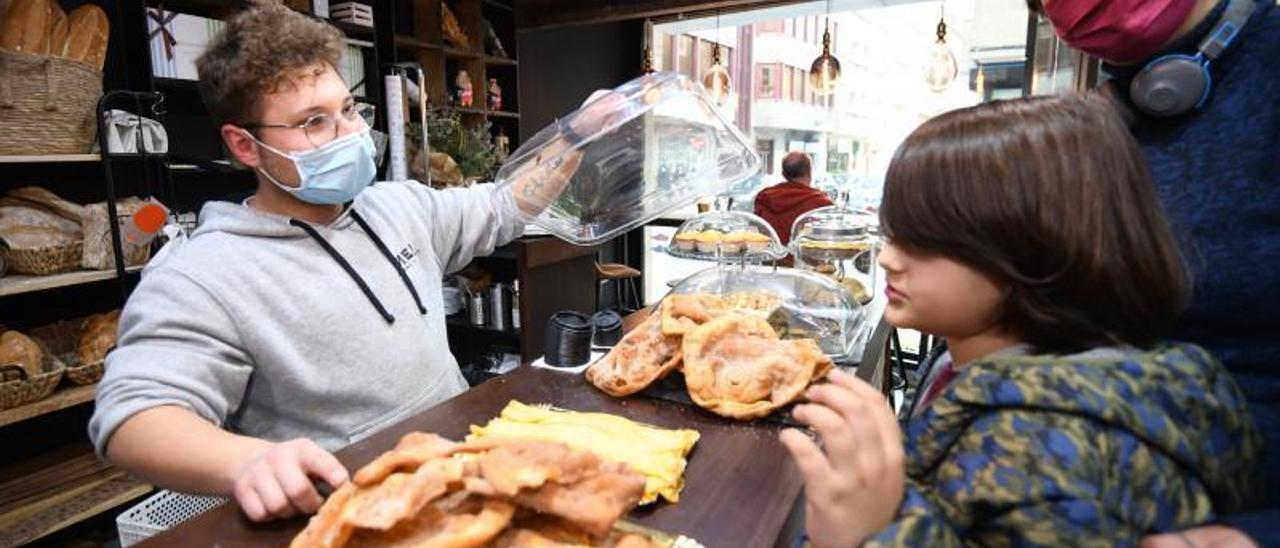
[141,361,806,547]
[139,307,891,547]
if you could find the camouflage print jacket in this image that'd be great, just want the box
[865,343,1262,547]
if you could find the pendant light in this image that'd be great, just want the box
[809,0,841,96]
[924,3,958,92]
[702,11,732,104]
[642,18,656,75]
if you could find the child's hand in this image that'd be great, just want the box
[781,369,905,548]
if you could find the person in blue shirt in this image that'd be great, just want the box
[1028,0,1280,545]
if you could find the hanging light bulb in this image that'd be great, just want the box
[809,1,841,95]
[703,47,732,104]
[924,6,958,92]
[702,12,732,104]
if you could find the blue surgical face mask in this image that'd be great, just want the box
[246,129,377,205]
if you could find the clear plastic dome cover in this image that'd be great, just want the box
[790,206,877,261]
[668,211,786,261]
[667,265,866,362]
[790,205,879,305]
[495,72,762,246]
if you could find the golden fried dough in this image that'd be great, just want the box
[585,314,681,397]
[658,294,728,336]
[290,483,357,548]
[347,494,515,548]
[682,315,833,419]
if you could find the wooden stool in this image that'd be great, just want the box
[596,262,641,313]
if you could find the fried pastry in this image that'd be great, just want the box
[295,434,651,548]
[353,432,465,486]
[290,483,358,548]
[347,493,515,548]
[659,294,729,336]
[682,315,834,419]
[343,458,467,530]
[585,314,682,397]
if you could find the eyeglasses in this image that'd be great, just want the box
[243,102,376,148]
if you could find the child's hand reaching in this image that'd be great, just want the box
[781,369,905,548]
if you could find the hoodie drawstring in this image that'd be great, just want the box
[290,218,399,324]
[349,210,428,315]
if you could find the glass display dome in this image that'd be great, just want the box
[668,210,786,262]
[667,265,865,362]
[790,206,879,304]
[495,71,762,246]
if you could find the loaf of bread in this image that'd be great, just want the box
[0,330,45,380]
[0,0,53,54]
[8,186,85,223]
[0,203,81,234]
[48,0,66,56]
[64,3,107,69]
[77,309,119,365]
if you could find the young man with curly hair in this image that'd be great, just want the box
[87,0,586,522]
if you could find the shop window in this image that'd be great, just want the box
[677,34,694,76]
[757,63,779,99]
[757,139,774,174]
[757,21,783,34]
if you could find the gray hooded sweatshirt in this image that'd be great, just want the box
[88,180,523,456]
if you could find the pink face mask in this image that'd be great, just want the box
[1043,0,1197,64]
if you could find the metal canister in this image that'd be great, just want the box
[468,291,486,326]
[488,283,509,331]
[510,281,521,330]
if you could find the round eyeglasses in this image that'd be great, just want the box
[243,102,376,148]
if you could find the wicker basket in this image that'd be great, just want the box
[0,240,84,276]
[0,344,66,410]
[0,50,103,155]
[29,318,106,386]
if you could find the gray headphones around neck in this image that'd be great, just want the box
[1129,0,1257,117]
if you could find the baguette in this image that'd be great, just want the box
[48,0,66,56]
[0,0,53,54]
[64,3,107,69]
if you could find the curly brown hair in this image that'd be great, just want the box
[195,0,346,125]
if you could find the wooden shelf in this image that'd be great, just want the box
[328,20,374,38]
[451,106,489,116]
[445,314,520,342]
[482,0,514,12]
[442,46,482,59]
[487,110,520,119]
[0,384,98,429]
[0,154,100,163]
[485,56,517,66]
[0,153,167,163]
[394,34,441,51]
[146,0,246,18]
[0,442,151,546]
[0,266,144,298]
[155,76,201,90]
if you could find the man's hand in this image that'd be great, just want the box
[780,369,905,548]
[1142,526,1258,548]
[511,149,583,215]
[508,89,627,215]
[232,438,349,522]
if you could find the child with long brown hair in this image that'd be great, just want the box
[782,93,1261,546]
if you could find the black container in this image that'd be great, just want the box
[543,311,593,367]
[591,310,623,347]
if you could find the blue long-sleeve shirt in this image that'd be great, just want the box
[1106,0,1280,540]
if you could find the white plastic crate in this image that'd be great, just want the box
[116,489,229,547]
